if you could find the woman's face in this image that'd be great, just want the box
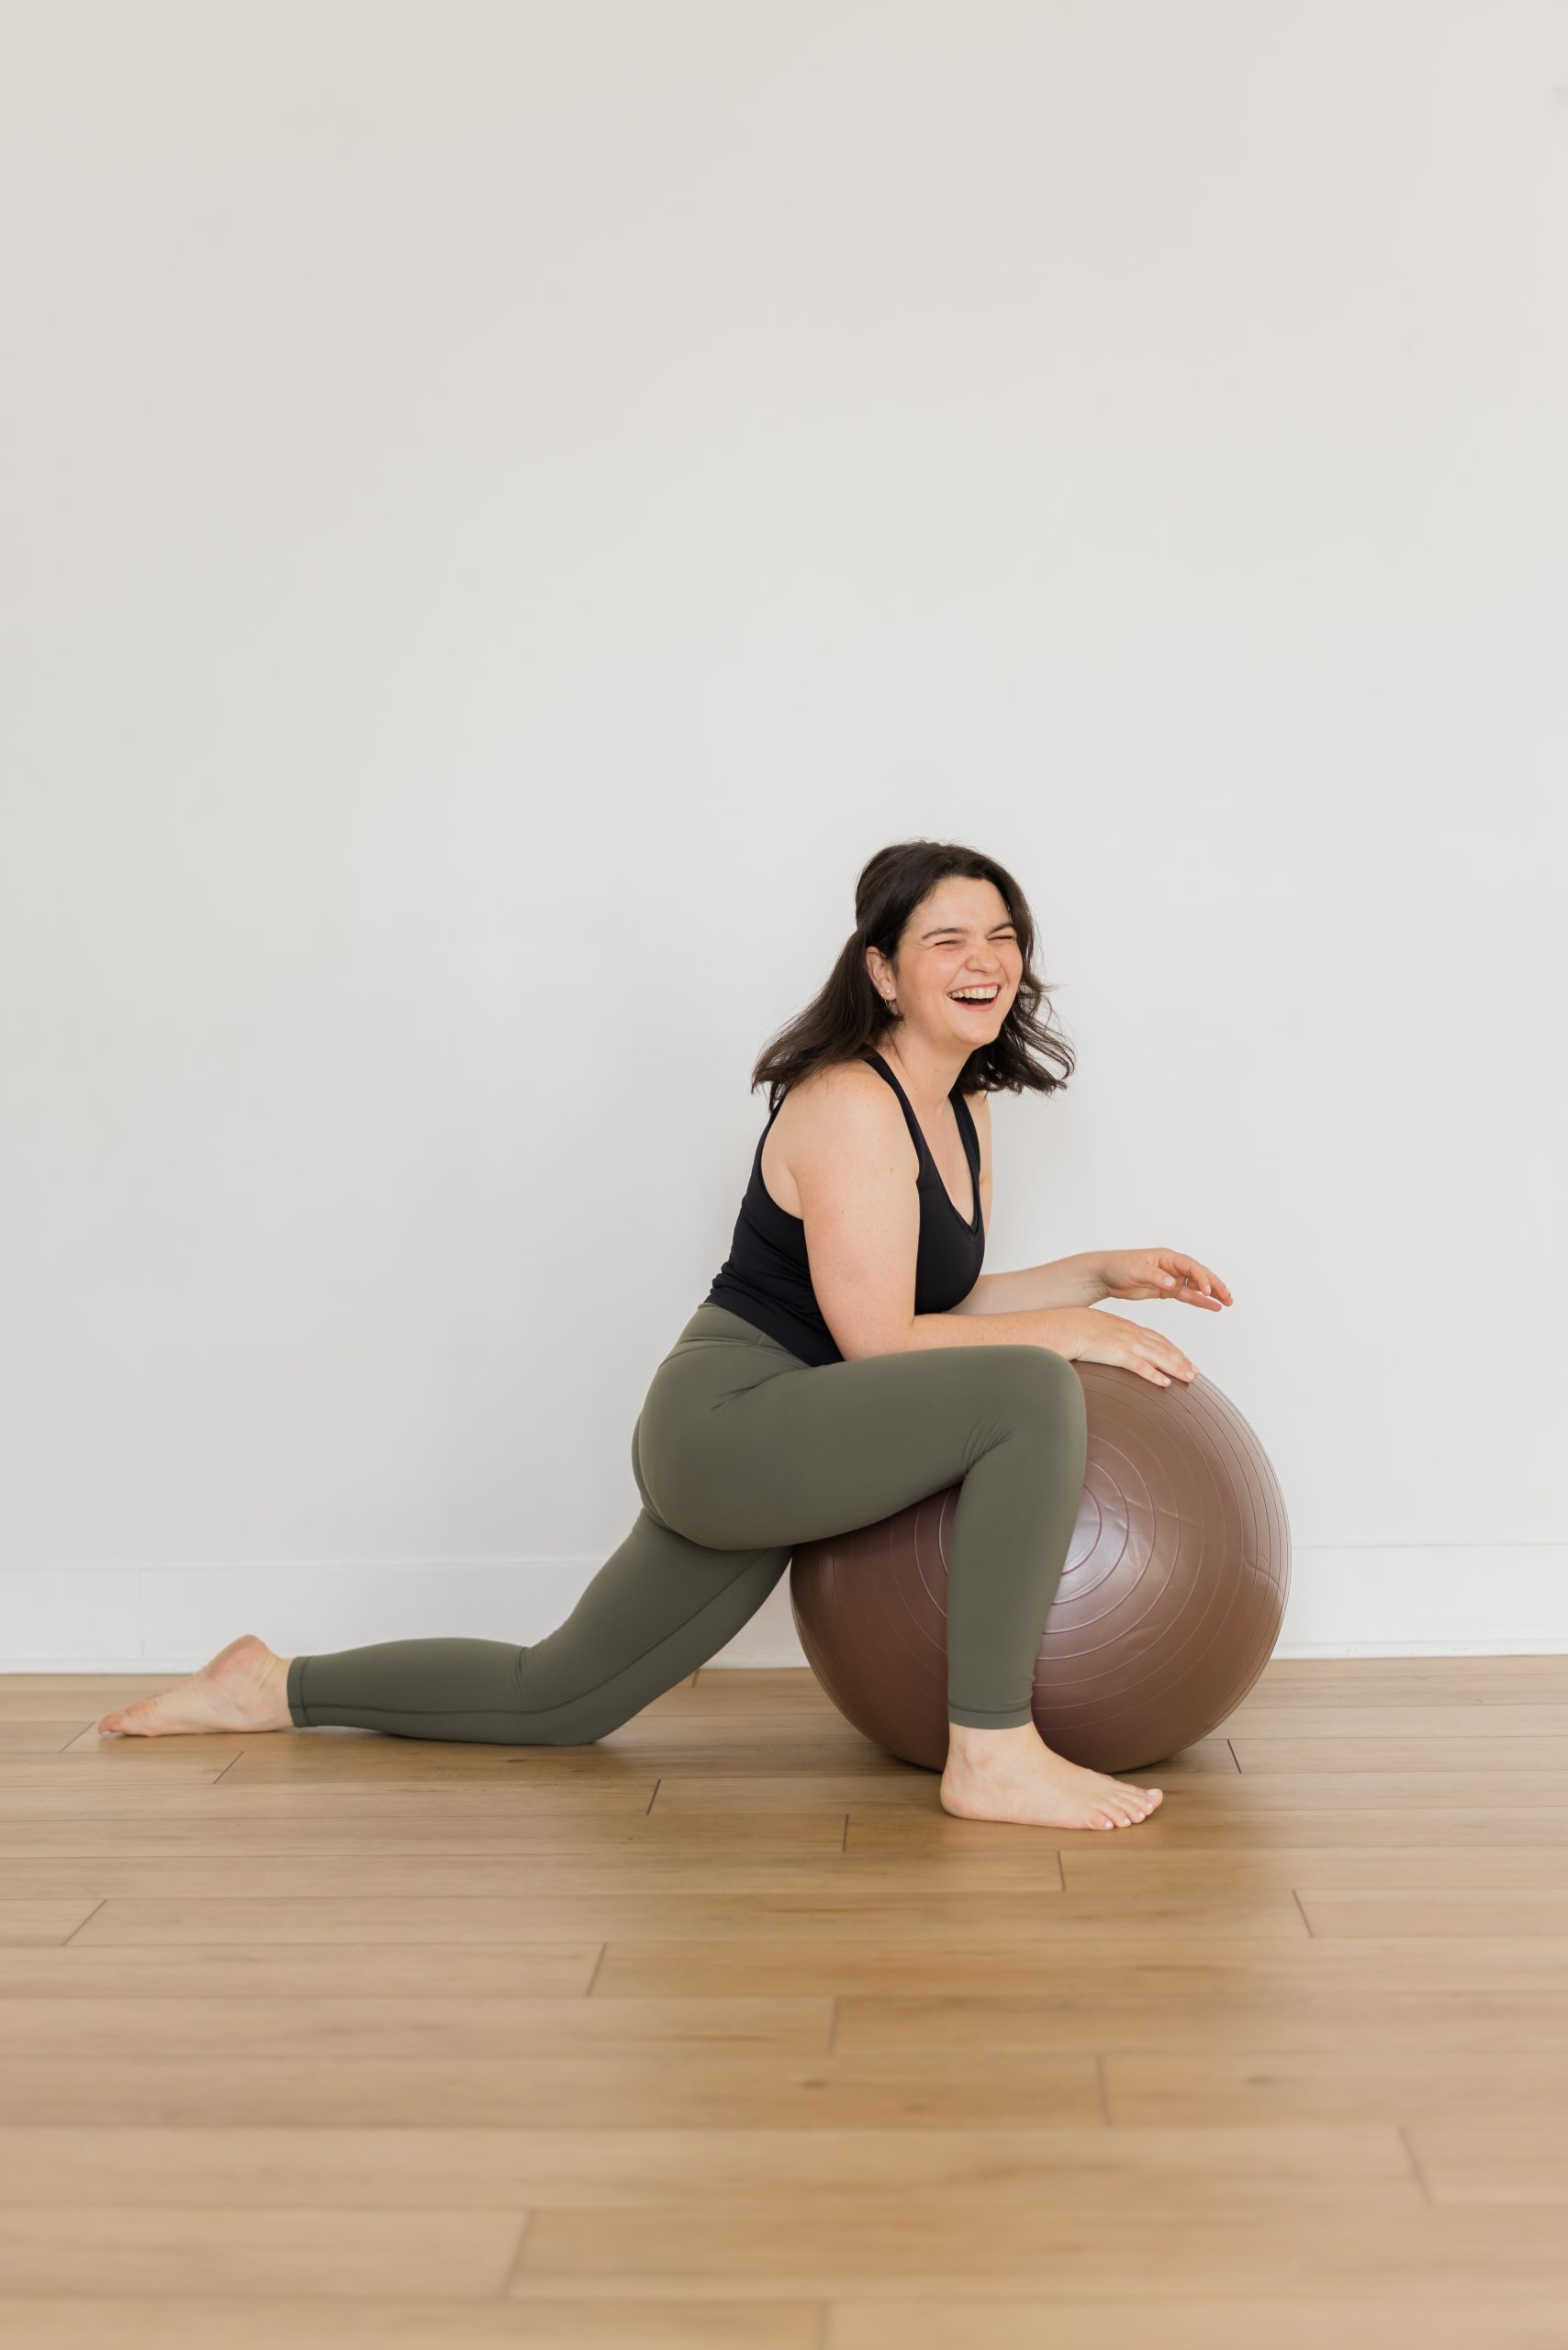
[869,877,1023,1050]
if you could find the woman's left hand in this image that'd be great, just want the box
[1095,1248,1233,1311]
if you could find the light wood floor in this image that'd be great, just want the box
[1,1655,1567,2346]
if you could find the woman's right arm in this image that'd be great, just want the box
[790,1069,1193,1386]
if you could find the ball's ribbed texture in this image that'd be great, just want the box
[790,1362,1291,1773]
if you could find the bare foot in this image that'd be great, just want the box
[940,1719,1164,1830]
[96,1633,295,1737]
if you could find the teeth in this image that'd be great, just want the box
[951,989,998,1001]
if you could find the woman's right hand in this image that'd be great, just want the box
[1047,1307,1196,1389]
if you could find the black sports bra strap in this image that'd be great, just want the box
[860,1048,927,1158]
[953,1087,981,1178]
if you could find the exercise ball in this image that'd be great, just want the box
[790,1361,1290,1774]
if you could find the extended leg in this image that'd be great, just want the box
[286,1511,790,1742]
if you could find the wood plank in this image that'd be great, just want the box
[0,1725,85,1754]
[834,1989,1568,2056]
[3,1933,1562,2003]
[0,1758,229,1787]
[0,2204,521,2297]
[869,1806,1568,1846]
[1407,2117,1568,2203]
[62,1886,1306,1942]
[1055,1848,1568,1890]
[510,2200,1568,2297]
[216,1740,909,1783]
[1301,1889,1568,1937]
[0,1944,601,1998]
[1231,1738,1568,1773]
[826,2302,1568,2350]
[593,1936,1568,2001]
[0,2296,817,2347]
[0,2050,1103,2128]
[1224,1660,1568,1696]
[0,1812,846,1856]
[1223,1705,1568,1736]
[0,1995,833,2061]
[0,2121,1412,2207]
[0,1782,664,1820]
[1025,1772,1568,1810]
[1105,2051,1568,2126]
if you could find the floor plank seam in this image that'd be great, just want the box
[58,1898,106,1947]
[496,2205,532,2294]
[1398,2123,1433,2203]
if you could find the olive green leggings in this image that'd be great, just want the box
[286,1301,1088,1743]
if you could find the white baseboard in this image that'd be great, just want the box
[3,1544,1564,1674]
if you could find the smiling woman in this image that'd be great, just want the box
[700,839,1072,1370]
[95,838,1227,1834]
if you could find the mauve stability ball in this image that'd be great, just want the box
[790,1362,1291,1774]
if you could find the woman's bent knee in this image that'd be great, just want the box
[980,1341,1085,1416]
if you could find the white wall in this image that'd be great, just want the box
[3,1,1564,1672]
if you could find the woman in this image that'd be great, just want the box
[98,839,1231,1831]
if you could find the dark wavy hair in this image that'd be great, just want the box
[751,839,1076,1110]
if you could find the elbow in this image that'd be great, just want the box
[832,1320,916,1363]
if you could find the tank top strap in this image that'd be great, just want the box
[951,1085,981,1179]
[861,1048,975,1169]
[858,1047,928,1159]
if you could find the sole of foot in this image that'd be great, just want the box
[96,1633,291,1737]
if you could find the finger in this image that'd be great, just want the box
[1166,1254,1231,1309]
[1187,1257,1232,1306]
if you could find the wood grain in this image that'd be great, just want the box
[0,1652,1564,2336]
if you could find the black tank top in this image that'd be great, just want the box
[703,1047,986,1366]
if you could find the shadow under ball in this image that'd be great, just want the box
[790,1361,1292,1775]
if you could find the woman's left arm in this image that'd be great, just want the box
[951,1257,1109,1314]
[949,1249,1231,1325]
[953,1249,1232,1316]
[948,1096,1233,1318]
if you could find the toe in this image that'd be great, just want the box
[104,1699,153,1734]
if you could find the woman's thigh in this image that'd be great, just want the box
[635,1331,1083,1553]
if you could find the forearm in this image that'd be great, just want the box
[948,1255,1106,1316]
[892,1302,1079,1355]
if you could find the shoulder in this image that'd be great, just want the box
[786,1055,904,1135]
[771,1056,912,1169]
[762,1057,913,1222]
